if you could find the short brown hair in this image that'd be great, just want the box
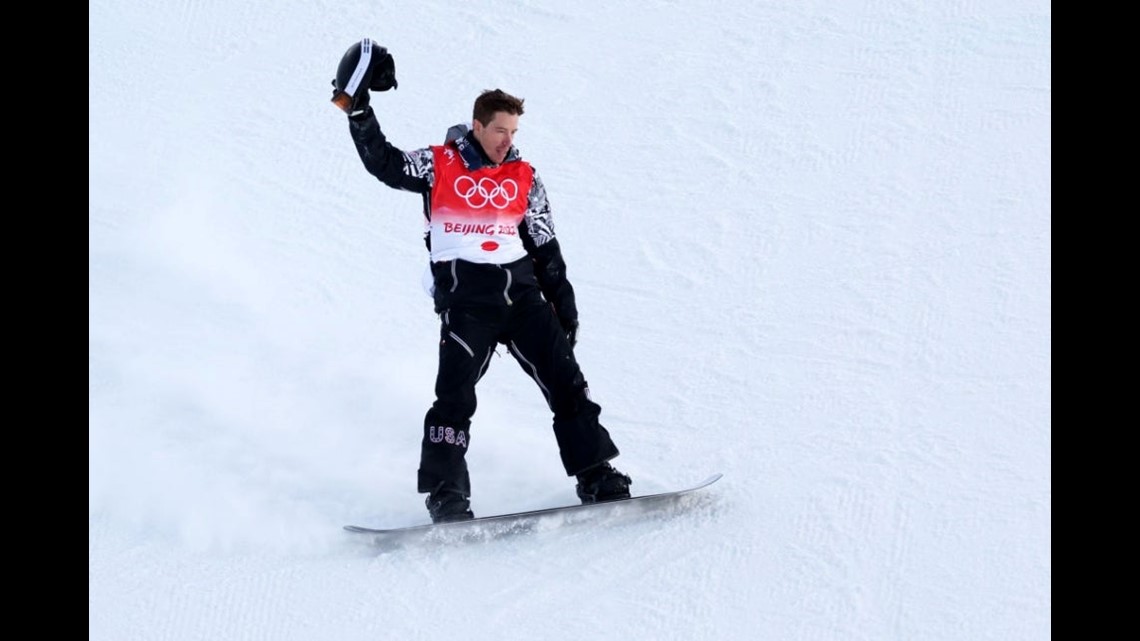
[473,89,525,126]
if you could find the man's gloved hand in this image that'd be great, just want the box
[564,319,579,350]
[331,77,370,114]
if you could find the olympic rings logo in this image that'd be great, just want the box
[454,176,518,209]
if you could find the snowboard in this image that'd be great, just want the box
[344,473,722,546]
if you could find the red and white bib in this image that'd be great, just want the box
[428,145,534,264]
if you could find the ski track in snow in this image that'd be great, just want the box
[90,0,1050,639]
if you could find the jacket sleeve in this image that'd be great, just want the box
[347,106,432,194]
[520,167,578,325]
[530,238,578,326]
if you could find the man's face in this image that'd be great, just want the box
[472,111,519,164]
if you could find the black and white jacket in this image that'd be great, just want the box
[347,107,578,324]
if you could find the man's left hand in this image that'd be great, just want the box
[565,319,579,349]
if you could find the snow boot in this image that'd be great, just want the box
[575,462,632,504]
[425,483,474,523]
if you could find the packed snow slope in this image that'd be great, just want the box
[89,1,1051,639]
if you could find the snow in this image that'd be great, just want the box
[89,1,1051,639]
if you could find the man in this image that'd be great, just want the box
[332,39,632,523]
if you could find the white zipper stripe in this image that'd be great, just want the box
[448,331,475,357]
[476,348,494,382]
[502,266,513,305]
[510,340,551,406]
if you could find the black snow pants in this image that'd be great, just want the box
[416,297,620,496]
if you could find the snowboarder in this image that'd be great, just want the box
[332,38,632,523]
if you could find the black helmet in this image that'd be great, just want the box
[331,38,397,112]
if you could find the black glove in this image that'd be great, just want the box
[330,76,370,114]
[564,319,579,350]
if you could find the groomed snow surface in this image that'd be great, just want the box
[89,2,1050,639]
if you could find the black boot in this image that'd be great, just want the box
[575,462,632,504]
[425,483,474,523]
